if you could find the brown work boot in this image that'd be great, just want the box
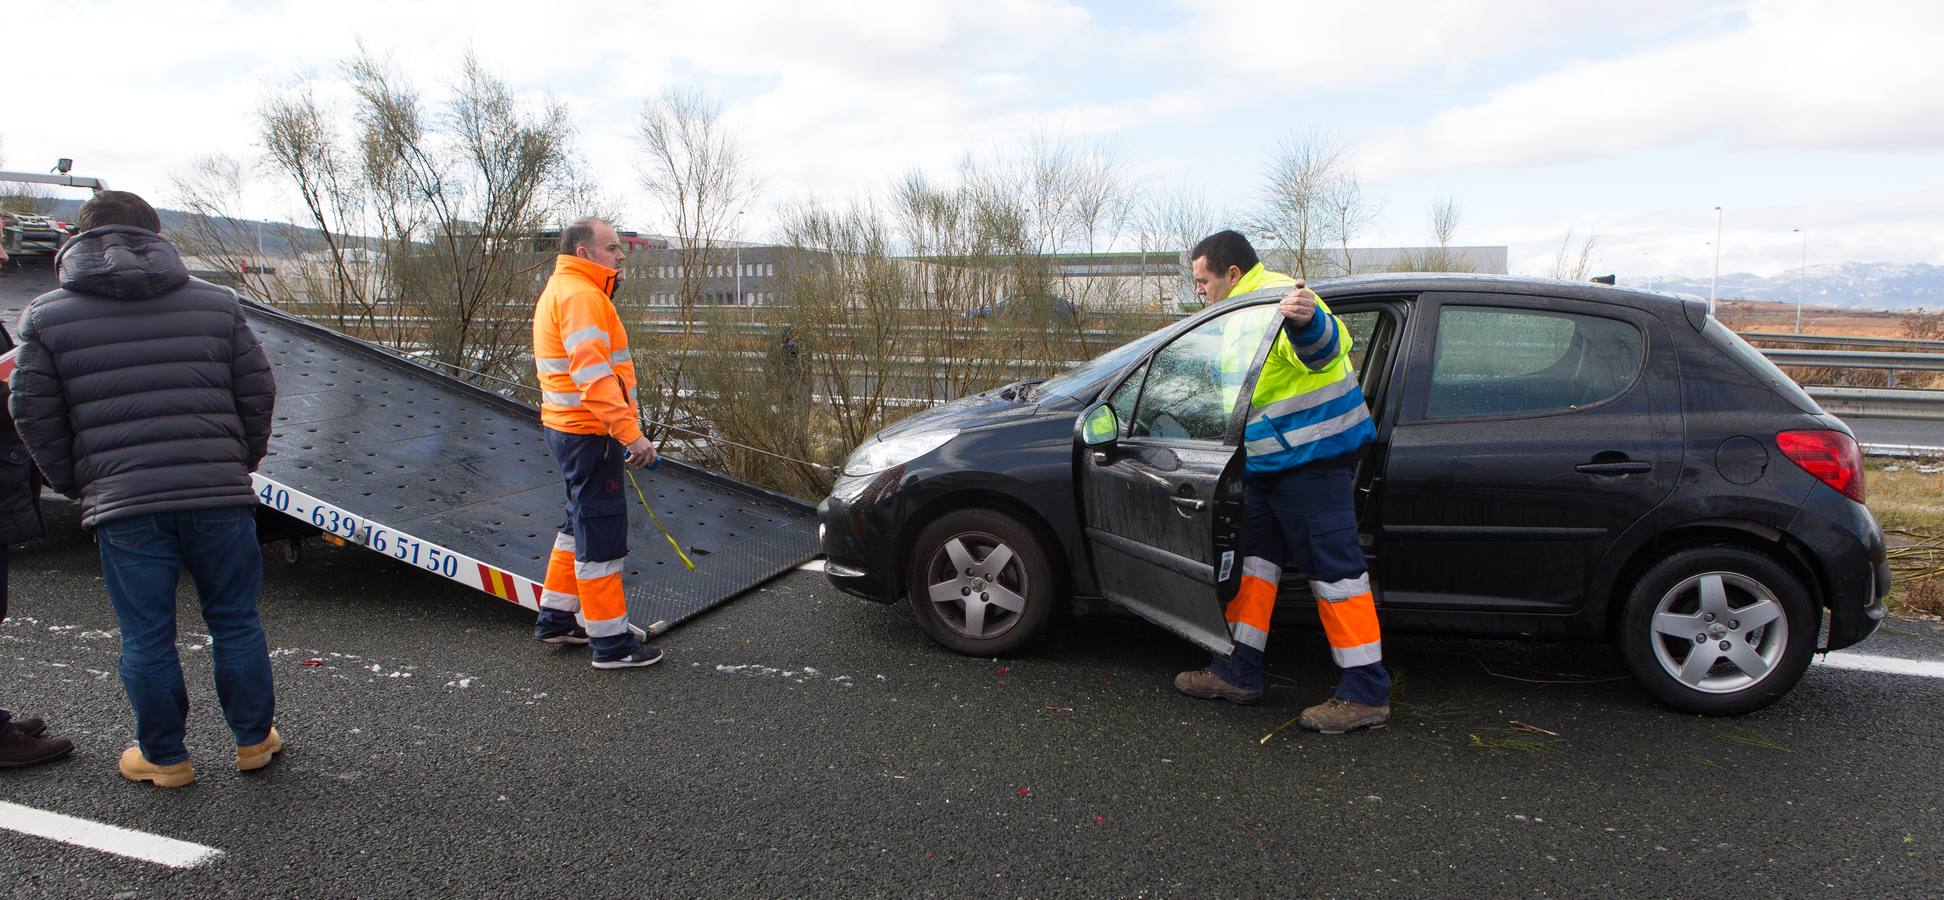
[0,726,73,768]
[119,746,195,788]
[1173,668,1263,705]
[236,727,283,772]
[1297,698,1391,734]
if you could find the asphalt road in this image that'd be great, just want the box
[1846,416,1944,452]
[3,497,1942,898]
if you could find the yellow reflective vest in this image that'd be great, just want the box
[1222,264,1374,474]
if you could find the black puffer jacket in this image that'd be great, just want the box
[0,324,44,546]
[10,226,276,529]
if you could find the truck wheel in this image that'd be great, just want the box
[1616,545,1816,716]
[905,508,1055,656]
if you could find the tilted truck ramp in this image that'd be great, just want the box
[1,269,819,633]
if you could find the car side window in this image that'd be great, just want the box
[1129,305,1277,442]
[1425,306,1643,420]
[1339,310,1385,380]
[1106,362,1148,435]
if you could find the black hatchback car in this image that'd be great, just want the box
[817,274,1890,714]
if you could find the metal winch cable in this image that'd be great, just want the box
[408,356,836,474]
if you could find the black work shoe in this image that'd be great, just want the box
[1173,668,1264,705]
[8,716,47,738]
[537,625,590,645]
[0,727,74,768]
[591,646,665,669]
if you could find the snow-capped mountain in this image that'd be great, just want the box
[1637,262,1944,311]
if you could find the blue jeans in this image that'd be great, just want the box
[96,506,274,764]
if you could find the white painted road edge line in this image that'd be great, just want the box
[796,558,827,573]
[1815,651,1944,680]
[0,801,223,869]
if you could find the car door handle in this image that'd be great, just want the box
[1575,460,1652,475]
[1171,496,1206,511]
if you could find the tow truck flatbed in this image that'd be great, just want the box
[1,269,818,634]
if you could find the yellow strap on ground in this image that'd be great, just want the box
[625,468,696,571]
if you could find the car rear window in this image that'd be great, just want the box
[1699,320,1823,415]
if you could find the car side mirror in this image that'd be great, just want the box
[1078,402,1120,447]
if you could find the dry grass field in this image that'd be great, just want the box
[1869,462,1944,617]
[1715,299,1929,338]
[1719,300,1944,390]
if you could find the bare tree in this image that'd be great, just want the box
[1132,182,1220,310]
[1252,131,1370,279]
[171,155,299,304]
[1393,197,1475,273]
[343,50,598,379]
[216,48,597,387]
[635,87,758,441]
[0,136,58,215]
[1549,229,1601,281]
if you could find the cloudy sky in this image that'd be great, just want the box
[6,0,1940,279]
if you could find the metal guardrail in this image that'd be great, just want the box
[1806,386,1944,421]
[1763,349,1944,372]
[1743,332,1944,352]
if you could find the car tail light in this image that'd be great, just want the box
[1776,429,1865,503]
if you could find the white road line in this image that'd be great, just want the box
[1815,651,1944,680]
[796,558,827,573]
[0,801,223,869]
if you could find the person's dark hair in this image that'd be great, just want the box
[77,190,162,234]
[1190,229,1259,277]
[558,217,605,255]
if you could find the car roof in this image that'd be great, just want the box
[1249,272,1700,317]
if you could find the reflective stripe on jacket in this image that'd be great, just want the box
[532,255,642,444]
[1231,264,1374,474]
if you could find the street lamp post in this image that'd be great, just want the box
[1793,227,1807,334]
[1710,206,1722,316]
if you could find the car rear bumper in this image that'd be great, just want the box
[1789,485,1888,651]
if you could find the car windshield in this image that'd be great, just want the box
[1032,324,1178,400]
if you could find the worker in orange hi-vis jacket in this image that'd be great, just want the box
[530,217,663,669]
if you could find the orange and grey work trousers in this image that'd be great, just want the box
[535,427,642,660]
[1211,461,1390,705]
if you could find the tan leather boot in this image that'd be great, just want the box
[236,726,283,772]
[119,746,195,788]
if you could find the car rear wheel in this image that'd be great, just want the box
[1617,545,1816,716]
[905,508,1055,656]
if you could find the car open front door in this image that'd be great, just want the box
[1077,302,1278,655]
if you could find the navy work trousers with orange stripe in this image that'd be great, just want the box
[1211,461,1391,706]
[535,427,642,661]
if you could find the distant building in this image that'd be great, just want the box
[528,227,668,255]
[620,242,783,308]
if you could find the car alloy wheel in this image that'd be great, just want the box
[1617,545,1815,716]
[905,507,1058,656]
[923,530,1028,640]
[1647,571,1789,693]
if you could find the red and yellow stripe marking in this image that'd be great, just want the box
[477,564,519,601]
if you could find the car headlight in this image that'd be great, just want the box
[843,428,959,477]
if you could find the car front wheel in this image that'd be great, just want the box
[1617,545,1817,716]
[905,508,1055,656]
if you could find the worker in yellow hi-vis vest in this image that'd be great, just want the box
[1172,230,1390,734]
[530,217,663,669]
